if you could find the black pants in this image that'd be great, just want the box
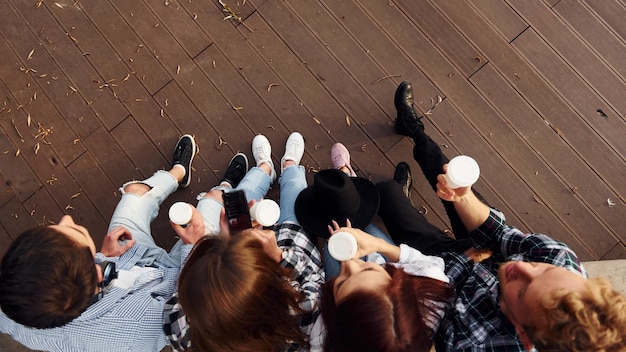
[376,129,486,255]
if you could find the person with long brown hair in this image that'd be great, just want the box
[163,132,325,352]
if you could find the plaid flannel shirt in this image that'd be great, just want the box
[438,208,586,352]
[163,221,324,351]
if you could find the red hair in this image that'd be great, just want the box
[321,265,453,352]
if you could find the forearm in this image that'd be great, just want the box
[376,239,401,262]
[452,190,491,232]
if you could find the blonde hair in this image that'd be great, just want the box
[527,277,626,352]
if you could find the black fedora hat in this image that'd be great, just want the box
[295,169,379,239]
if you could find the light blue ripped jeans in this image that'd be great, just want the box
[108,170,183,268]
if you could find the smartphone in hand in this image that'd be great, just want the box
[223,190,253,232]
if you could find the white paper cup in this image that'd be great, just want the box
[169,202,193,226]
[328,232,358,261]
[445,155,480,188]
[249,199,280,227]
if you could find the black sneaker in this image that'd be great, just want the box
[172,134,197,189]
[221,153,249,188]
[393,162,413,203]
[394,81,424,136]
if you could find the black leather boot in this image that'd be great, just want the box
[394,81,424,136]
[393,161,413,204]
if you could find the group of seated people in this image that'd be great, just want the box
[1,82,624,352]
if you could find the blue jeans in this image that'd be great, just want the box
[196,165,307,234]
[323,223,395,280]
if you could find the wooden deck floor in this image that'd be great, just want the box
[1,0,624,268]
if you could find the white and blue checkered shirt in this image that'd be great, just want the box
[0,242,193,352]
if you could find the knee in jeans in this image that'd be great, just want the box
[123,182,151,196]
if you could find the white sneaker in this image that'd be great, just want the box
[280,132,305,173]
[252,134,276,182]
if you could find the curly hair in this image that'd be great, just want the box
[526,277,626,352]
[0,226,97,328]
[177,234,308,352]
[321,265,453,352]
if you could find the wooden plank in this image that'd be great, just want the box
[142,0,212,58]
[275,0,417,153]
[0,173,14,209]
[314,0,444,119]
[440,2,624,194]
[66,147,119,245]
[0,196,38,242]
[506,0,626,116]
[82,126,142,189]
[511,29,626,166]
[22,186,72,231]
[0,27,87,166]
[554,0,626,78]
[0,113,41,202]
[431,0,626,239]
[393,1,487,78]
[178,1,337,169]
[0,1,102,142]
[110,117,169,181]
[107,0,229,172]
[239,3,393,164]
[581,0,626,41]
[192,9,349,170]
[49,0,182,157]
[602,242,626,261]
[53,0,171,96]
[468,0,528,42]
[7,0,128,132]
[469,63,622,253]
[107,0,193,82]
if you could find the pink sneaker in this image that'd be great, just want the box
[331,143,356,177]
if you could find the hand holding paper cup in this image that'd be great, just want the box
[444,155,480,189]
[328,231,358,261]
[249,199,280,227]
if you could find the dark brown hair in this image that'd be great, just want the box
[321,265,453,352]
[0,226,97,328]
[178,234,308,351]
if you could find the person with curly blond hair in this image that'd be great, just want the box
[392,80,626,352]
[523,277,626,352]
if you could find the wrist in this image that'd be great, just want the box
[378,240,401,262]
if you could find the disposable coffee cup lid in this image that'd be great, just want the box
[328,232,358,261]
[252,200,280,227]
[169,202,192,225]
[446,155,480,188]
